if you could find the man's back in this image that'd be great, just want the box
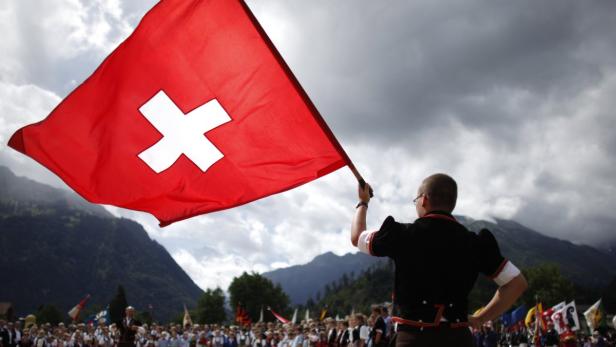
[351,174,527,347]
[390,217,478,303]
[369,213,506,323]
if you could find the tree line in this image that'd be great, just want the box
[33,263,616,325]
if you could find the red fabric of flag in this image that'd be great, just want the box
[8,0,348,226]
[68,294,90,321]
[268,307,289,324]
[235,305,251,326]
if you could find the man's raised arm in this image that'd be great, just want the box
[351,183,372,247]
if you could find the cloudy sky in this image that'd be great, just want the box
[2,0,616,291]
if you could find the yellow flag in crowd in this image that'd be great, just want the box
[320,306,328,321]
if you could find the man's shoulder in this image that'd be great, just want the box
[379,216,414,232]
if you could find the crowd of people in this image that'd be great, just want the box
[471,320,615,347]
[1,304,615,347]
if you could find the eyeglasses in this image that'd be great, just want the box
[412,194,425,205]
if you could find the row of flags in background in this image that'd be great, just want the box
[501,299,609,335]
[70,295,334,326]
[235,305,330,326]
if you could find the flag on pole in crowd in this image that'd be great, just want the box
[305,309,310,322]
[24,315,36,330]
[524,303,546,332]
[320,306,328,321]
[551,307,566,334]
[584,299,606,332]
[7,0,352,227]
[533,302,544,347]
[235,304,251,326]
[563,301,580,332]
[95,307,110,324]
[267,307,290,324]
[542,301,565,324]
[524,300,544,347]
[525,305,537,329]
[501,311,513,328]
[86,306,110,325]
[68,294,91,321]
[503,304,528,329]
[259,306,264,323]
[512,305,528,326]
[291,308,298,325]
[183,304,193,327]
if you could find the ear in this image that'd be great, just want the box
[420,194,429,208]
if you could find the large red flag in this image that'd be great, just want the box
[8,0,350,226]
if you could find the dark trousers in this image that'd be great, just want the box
[395,326,473,347]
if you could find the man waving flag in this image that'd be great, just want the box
[9,0,358,226]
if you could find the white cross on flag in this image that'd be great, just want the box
[137,91,231,173]
[8,0,350,226]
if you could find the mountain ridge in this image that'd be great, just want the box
[0,166,203,321]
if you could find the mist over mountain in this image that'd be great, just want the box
[0,166,203,321]
[0,166,110,218]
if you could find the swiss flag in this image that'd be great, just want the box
[8,0,349,226]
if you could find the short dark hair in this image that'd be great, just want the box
[420,173,457,212]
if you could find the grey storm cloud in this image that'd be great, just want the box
[249,0,616,245]
[256,0,616,146]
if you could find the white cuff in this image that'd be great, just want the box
[357,230,377,255]
[493,261,521,286]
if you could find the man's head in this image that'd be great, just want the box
[415,173,457,217]
[125,306,135,318]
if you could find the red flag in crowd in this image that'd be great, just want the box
[235,305,251,326]
[68,294,91,321]
[267,307,290,324]
[542,301,565,325]
[9,0,351,226]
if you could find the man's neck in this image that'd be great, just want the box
[424,210,452,216]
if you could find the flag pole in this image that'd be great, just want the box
[239,0,372,196]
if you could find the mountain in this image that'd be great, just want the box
[263,252,385,305]
[0,166,203,321]
[465,218,616,288]
[603,240,616,257]
[264,216,616,306]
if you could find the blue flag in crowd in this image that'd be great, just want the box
[511,305,528,325]
[502,304,528,328]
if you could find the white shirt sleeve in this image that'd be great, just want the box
[493,260,521,286]
[359,326,370,340]
[357,230,377,255]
